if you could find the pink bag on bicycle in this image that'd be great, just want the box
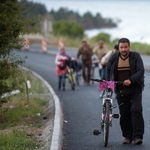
[99,80,116,92]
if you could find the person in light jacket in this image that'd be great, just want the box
[55,47,70,90]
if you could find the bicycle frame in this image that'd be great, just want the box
[91,79,122,147]
[101,89,113,129]
[67,66,75,90]
[68,67,74,81]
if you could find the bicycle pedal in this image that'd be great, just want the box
[113,114,119,118]
[93,129,101,135]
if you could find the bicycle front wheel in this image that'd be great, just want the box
[75,71,79,85]
[70,69,75,90]
[103,102,110,147]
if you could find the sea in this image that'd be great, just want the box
[31,0,150,44]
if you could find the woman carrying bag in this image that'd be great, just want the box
[55,47,71,90]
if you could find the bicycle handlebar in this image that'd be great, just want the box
[90,79,103,82]
[115,81,124,84]
[90,79,124,84]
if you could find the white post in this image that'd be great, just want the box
[25,80,31,105]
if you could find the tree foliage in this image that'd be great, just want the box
[19,0,119,30]
[0,0,36,105]
[92,33,111,43]
[53,21,84,38]
[50,8,118,29]
[19,0,47,19]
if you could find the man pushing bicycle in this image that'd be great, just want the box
[106,38,145,145]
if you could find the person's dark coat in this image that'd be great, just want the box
[106,51,145,88]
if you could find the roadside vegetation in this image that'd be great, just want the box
[47,33,150,55]
[0,70,50,150]
[0,2,50,149]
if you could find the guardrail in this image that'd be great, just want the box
[1,90,20,98]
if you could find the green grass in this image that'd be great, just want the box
[0,70,50,149]
[0,97,49,129]
[0,128,41,150]
[17,70,49,94]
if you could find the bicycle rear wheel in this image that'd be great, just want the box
[103,102,110,147]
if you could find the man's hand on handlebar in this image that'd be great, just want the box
[123,79,131,86]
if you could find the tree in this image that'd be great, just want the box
[53,21,84,38]
[0,0,37,123]
[92,33,111,43]
[81,12,94,29]
[19,0,47,19]
[49,7,117,29]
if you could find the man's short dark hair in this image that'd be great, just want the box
[82,41,87,43]
[118,38,130,46]
[114,44,119,50]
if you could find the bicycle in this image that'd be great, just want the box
[65,58,79,90]
[90,79,123,147]
[67,61,75,90]
[66,59,82,88]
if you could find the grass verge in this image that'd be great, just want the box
[0,70,52,150]
[0,128,40,150]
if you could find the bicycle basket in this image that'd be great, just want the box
[99,80,116,92]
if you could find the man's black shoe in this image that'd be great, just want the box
[122,138,132,144]
[134,139,143,145]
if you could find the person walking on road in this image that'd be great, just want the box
[106,38,145,145]
[101,44,119,66]
[93,40,108,79]
[55,47,71,91]
[101,44,119,80]
[77,41,93,85]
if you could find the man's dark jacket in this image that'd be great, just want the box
[106,51,145,88]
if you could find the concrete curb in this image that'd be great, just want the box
[22,67,63,150]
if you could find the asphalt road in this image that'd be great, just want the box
[29,44,150,69]
[17,47,150,150]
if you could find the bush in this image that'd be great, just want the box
[130,42,150,55]
[0,1,37,106]
[53,20,84,38]
[92,32,111,43]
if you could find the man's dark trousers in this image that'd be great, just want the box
[116,83,144,140]
[82,60,92,83]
